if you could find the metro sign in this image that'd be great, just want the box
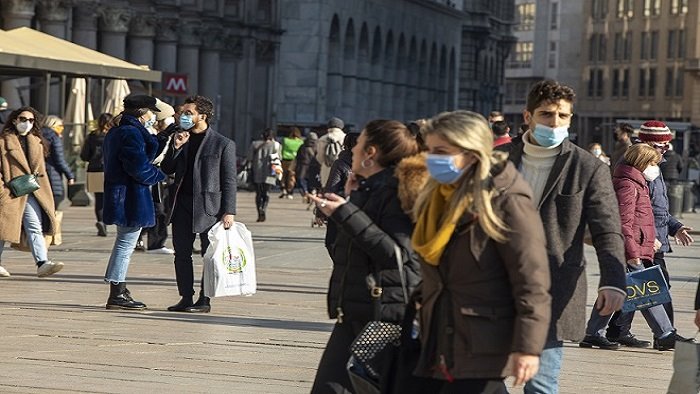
[163,73,188,94]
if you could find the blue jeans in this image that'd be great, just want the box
[0,195,49,264]
[524,341,563,394]
[104,226,141,283]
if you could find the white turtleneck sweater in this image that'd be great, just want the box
[519,131,563,206]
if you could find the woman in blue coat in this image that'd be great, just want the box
[41,115,75,210]
[102,95,165,310]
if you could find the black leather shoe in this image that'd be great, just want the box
[608,334,650,348]
[654,332,696,351]
[167,297,193,312]
[185,295,211,313]
[96,222,107,237]
[106,282,147,310]
[579,335,620,350]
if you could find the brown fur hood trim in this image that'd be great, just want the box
[395,152,430,218]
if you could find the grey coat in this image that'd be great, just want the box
[160,129,237,233]
[508,138,627,341]
[247,139,280,186]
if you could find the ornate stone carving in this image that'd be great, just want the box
[37,0,71,22]
[155,18,178,42]
[129,15,157,38]
[72,1,100,30]
[99,7,132,34]
[222,34,245,60]
[200,27,225,51]
[1,0,36,19]
[255,40,277,64]
[178,23,202,47]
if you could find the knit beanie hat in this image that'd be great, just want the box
[638,120,673,143]
[327,117,344,130]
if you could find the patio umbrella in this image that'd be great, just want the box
[64,78,94,153]
[102,79,131,116]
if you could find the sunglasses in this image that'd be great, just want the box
[18,116,35,123]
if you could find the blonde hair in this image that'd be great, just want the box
[624,143,661,172]
[44,115,63,130]
[413,110,508,242]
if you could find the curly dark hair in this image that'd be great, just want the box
[1,106,50,157]
[184,95,214,125]
[526,80,576,113]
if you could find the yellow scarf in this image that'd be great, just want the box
[411,184,466,266]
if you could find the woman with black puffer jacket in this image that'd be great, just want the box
[309,120,423,394]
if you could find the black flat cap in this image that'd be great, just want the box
[124,95,160,112]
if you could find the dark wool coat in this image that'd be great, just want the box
[0,132,57,242]
[413,162,551,380]
[160,128,237,233]
[327,167,421,325]
[659,150,683,181]
[612,164,656,261]
[508,138,627,341]
[80,131,106,172]
[102,115,165,227]
[649,167,684,253]
[42,127,74,197]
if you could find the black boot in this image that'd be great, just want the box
[185,294,211,313]
[106,282,147,310]
[257,208,266,222]
[167,296,193,312]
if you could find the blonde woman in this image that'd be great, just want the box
[411,110,551,393]
[41,115,75,210]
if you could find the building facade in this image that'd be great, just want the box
[0,0,282,153]
[577,0,698,154]
[503,0,584,133]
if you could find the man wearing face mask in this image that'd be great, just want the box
[605,121,695,350]
[507,80,627,393]
[102,95,165,310]
[160,95,237,313]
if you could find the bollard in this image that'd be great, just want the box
[667,182,684,218]
[682,181,696,213]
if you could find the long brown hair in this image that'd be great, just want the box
[1,106,50,157]
[362,120,420,167]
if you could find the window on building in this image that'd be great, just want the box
[505,81,516,105]
[598,35,607,61]
[671,0,679,14]
[513,41,533,68]
[638,68,647,97]
[640,32,649,60]
[678,29,686,58]
[596,69,605,97]
[665,67,674,97]
[617,0,634,18]
[681,0,688,14]
[643,0,661,16]
[613,32,623,60]
[549,41,557,68]
[622,68,630,97]
[550,2,559,29]
[515,81,527,104]
[675,68,684,96]
[624,32,633,60]
[643,0,651,16]
[588,69,596,97]
[589,34,598,62]
[592,0,609,19]
[648,67,656,97]
[516,3,536,31]
[612,68,620,97]
[667,30,676,59]
[650,31,658,60]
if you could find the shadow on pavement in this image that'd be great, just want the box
[121,312,334,333]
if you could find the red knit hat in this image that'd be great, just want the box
[638,120,673,143]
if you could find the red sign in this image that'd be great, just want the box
[163,73,188,94]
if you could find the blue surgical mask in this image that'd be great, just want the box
[143,115,156,129]
[179,114,195,130]
[532,123,569,147]
[426,154,467,184]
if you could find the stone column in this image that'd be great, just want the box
[98,7,131,59]
[218,35,240,141]
[127,15,156,69]
[199,27,223,101]
[1,0,35,107]
[36,0,70,114]
[154,19,178,74]
[177,23,201,95]
[72,2,99,50]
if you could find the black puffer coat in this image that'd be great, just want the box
[80,131,106,172]
[327,167,421,324]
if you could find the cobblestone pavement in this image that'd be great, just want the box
[0,191,697,393]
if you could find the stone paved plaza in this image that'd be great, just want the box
[0,191,698,393]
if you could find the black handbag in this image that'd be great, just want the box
[7,173,41,197]
[347,244,409,394]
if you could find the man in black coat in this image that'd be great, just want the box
[160,95,237,313]
[508,80,627,393]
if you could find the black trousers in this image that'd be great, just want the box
[311,321,365,394]
[94,192,104,223]
[171,194,210,297]
[255,183,271,212]
[139,186,170,250]
[606,252,674,338]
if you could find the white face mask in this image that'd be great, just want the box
[643,165,660,182]
[15,121,33,135]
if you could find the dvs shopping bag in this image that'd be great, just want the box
[203,222,256,298]
[621,265,672,313]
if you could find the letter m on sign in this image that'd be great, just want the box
[163,73,188,95]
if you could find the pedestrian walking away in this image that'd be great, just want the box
[161,95,237,314]
[247,128,281,222]
[279,127,304,199]
[102,95,165,310]
[507,80,628,393]
[0,107,63,278]
[41,115,75,211]
[81,113,114,237]
[316,117,346,187]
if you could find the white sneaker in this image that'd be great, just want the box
[37,261,64,278]
[0,265,10,277]
[146,247,175,255]
[286,194,294,200]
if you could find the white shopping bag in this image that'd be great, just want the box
[203,222,256,298]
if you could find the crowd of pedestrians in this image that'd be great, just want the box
[0,78,698,394]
